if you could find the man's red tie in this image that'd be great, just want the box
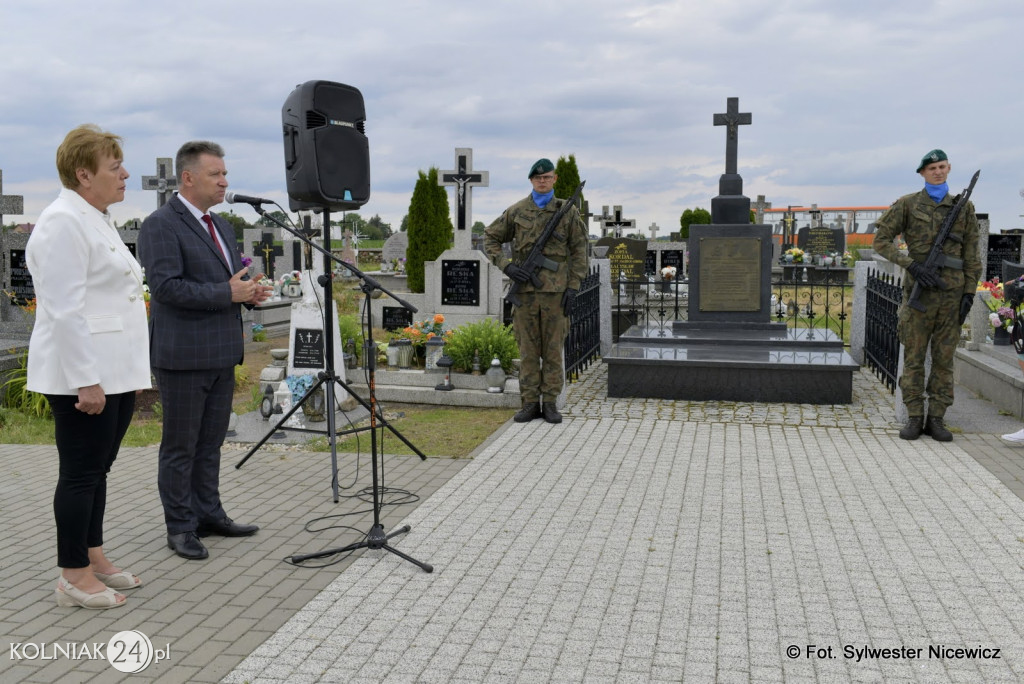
[202,214,228,263]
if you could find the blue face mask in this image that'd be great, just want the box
[925,182,948,203]
[532,189,554,208]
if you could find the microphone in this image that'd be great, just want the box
[225,192,274,205]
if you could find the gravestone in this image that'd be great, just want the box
[797,226,846,259]
[660,249,685,274]
[440,147,489,251]
[605,96,859,404]
[596,236,647,280]
[648,222,660,240]
[644,250,657,276]
[141,157,178,209]
[753,195,772,225]
[381,306,413,331]
[441,259,480,306]
[986,232,1022,281]
[381,231,409,268]
[340,229,357,265]
[255,232,284,280]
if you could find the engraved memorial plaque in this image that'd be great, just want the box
[698,237,760,311]
[292,328,325,369]
[7,249,34,306]
[382,306,414,331]
[441,259,480,306]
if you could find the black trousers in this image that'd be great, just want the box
[47,392,136,568]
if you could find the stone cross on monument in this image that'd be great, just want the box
[648,222,660,240]
[713,97,751,176]
[141,157,179,209]
[0,170,25,227]
[710,97,753,225]
[255,232,283,280]
[440,147,488,251]
[594,206,613,238]
[600,206,635,238]
[580,200,594,235]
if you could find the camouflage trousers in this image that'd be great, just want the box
[512,292,567,403]
[897,287,962,417]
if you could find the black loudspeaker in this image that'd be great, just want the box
[282,80,370,212]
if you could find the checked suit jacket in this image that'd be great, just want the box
[137,195,247,370]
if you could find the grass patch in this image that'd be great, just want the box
[0,410,163,446]
[304,404,514,458]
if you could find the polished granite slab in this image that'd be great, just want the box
[617,322,843,348]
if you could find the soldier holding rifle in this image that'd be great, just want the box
[484,158,588,424]
[874,149,981,442]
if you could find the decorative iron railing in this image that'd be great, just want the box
[864,268,901,393]
[565,267,601,381]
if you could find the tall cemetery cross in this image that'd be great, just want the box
[648,222,660,240]
[594,206,613,238]
[0,170,24,227]
[713,97,752,175]
[440,148,489,249]
[580,200,594,234]
[753,195,772,225]
[141,157,179,209]
[255,232,283,280]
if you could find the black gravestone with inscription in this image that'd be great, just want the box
[292,328,325,369]
[644,250,656,275]
[660,250,684,274]
[986,233,1022,281]
[441,259,481,306]
[382,306,413,331]
[596,237,647,280]
[797,226,845,258]
[7,249,33,305]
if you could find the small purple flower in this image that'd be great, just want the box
[240,253,253,267]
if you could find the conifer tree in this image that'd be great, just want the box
[405,167,453,293]
[553,154,584,208]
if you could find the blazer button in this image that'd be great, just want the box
[110,246,116,251]
[129,295,137,302]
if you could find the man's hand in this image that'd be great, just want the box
[561,288,578,317]
[75,384,105,415]
[229,268,262,303]
[503,263,531,284]
[908,262,941,288]
[959,293,975,325]
[245,272,274,305]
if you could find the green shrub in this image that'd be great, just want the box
[0,352,51,418]
[337,313,365,364]
[444,317,518,373]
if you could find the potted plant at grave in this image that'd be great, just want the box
[979,278,1014,345]
[783,247,804,264]
[394,314,450,367]
[659,265,677,293]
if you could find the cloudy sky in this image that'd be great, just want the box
[2,0,1022,237]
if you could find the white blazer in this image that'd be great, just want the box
[26,188,151,395]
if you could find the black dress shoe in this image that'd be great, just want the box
[196,517,259,538]
[167,532,208,560]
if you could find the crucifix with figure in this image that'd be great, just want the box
[600,205,635,238]
[142,157,179,209]
[255,232,283,280]
[713,97,751,176]
[440,148,489,251]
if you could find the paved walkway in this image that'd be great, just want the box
[4,364,1024,682]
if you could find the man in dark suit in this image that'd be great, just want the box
[138,141,272,560]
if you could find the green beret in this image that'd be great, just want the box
[528,158,555,178]
[916,149,947,172]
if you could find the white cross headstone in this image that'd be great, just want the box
[648,222,660,240]
[440,148,489,251]
[753,195,772,225]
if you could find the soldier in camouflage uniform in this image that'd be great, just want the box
[873,149,981,442]
[484,158,589,424]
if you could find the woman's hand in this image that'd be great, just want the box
[75,384,106,414]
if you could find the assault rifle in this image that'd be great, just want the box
[504,180,586,308]
[907,169,980,312]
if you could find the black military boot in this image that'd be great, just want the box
[513,402,542,423]
[924,415,953,442]
[899,416,924,440]
[542,402,562,424]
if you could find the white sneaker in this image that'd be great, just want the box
[1001,428,1024,443]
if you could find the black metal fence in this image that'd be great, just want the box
[864,268,902,393]
[565,267,601,381]
[612,270,854,345]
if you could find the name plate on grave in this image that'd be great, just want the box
[382,306,414,331]
[986,233,1022,280]
[292,328,325,369]
[7,249,34,306]
[441,259,480,306]
[698,237,760,312]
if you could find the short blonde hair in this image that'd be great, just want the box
[55,124,124,189]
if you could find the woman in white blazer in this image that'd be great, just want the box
[26,124,151,610]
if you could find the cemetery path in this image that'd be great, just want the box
[3,365,1024,682]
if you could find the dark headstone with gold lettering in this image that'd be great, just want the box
[595,236,647,280]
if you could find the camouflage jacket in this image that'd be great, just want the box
[483,195,589,293]
[873,188,981,295]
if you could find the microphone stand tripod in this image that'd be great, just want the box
[234,205,432,573]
